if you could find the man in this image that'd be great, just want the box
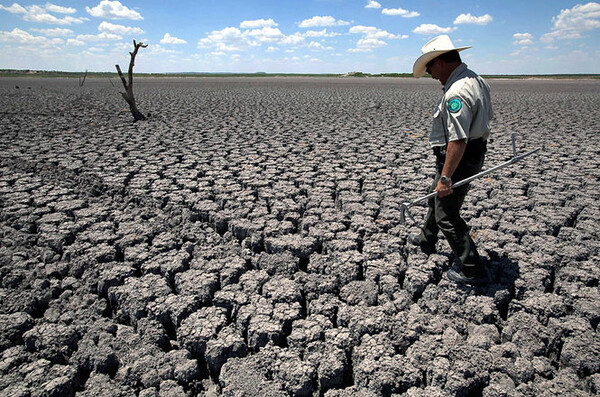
[409,35,494,285]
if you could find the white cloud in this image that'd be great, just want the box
[0,3,26,13]
[240,18,278,29]
[246,26,285,43]
[146,44,180,55]
[0,3,87,24]
[365,0,381,9]
[349,25,407,40]
[98,21,143,35]
[279,32,305,45]
[382,8,420,18]
[160,33,187,44]
[348,38,387,52]
[348,25,407,52]
[413,24,457,35]
[198,25,308,51]
[298,16,351,28]
[513,32,534,46]
[308,41,333,51]
[30,27,73,36]
[0,27,62,45]
[67,38,85,46]
[305,29,341,37]
[44,2,76,14]
[86,0,143,20]
[76,32,122,41]
[198,27,256,52]
[541,2,600,43]
[454,13,493,25]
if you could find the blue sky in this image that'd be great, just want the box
[1,1,599,74]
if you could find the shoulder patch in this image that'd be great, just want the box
[447,97,462,113]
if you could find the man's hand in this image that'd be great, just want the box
[436,178,453,198]
[437,139,467,198]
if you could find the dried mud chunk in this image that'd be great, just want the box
[337,304,392,343]
[353,334,421,395]
[306,293,340,322]
[136,317,170,349]
[23,322,79,364]
[166,349,200,384]
[220,355,288,397]
[403,254,441,299]
[361,233,404,260]
[174,270,219,304]
[124,243,153,266]
[508,291,570,324]
[21,359,79,397]
[442,344,493,396]
[339,280,378,306]
[262,275,302,304]
[238,269,270,294]
[177,306,228,357]
[247,315,284,351]
[555,282,600,328]
[150,231,179,253]
[295,271,339,301]
[71,326,119,376]
[253,251,299,276]
[97,264,136,296]
[515,368,590,396]
[403,386,447,397]
[288,315,332,350]
[501,312,559,359]
[264,234,319,259]
[108,274,172,326]
[0,345,29,375]
[229,218,264,242]
[158,379,186,397]
[212,284,250,317]
[323,386,378,397]
[147,294,200,329]
[304,341,348,391]
[467,324,500,350]
[268,346,317,397]
[141,249,191,284]
[0,287,51,316]
[117,221,154,247]
[77,372,136,397]
[559,331,600,377]
[195,256,246,287]
[364,252,407,284]
[307,251,363,286]
[0,312,34,350]
[205,325,247,376]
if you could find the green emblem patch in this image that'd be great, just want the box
[448,97,462,113]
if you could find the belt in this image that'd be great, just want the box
[433,138,486,157]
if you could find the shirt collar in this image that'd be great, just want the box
[443,63,468,92]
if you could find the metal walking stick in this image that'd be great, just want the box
[400,134,541,224]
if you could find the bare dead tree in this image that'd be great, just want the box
[79,69,88,87]
[115,40,148,121]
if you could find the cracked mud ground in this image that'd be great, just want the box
[0,77,599,397]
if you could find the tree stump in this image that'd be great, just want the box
[116,40,147,121]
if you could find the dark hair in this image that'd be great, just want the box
[437,50,462,64]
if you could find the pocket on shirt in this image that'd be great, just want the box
[430,105,446,145]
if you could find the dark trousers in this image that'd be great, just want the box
[419,139,487,268]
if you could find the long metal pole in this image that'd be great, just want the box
[404,146,540,207]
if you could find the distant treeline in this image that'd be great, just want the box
[1,69,598,79]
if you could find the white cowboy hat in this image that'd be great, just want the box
[413,35,471,78]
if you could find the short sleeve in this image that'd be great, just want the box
[444,95,471,142]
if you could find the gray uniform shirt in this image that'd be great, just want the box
[429,63,494,148]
